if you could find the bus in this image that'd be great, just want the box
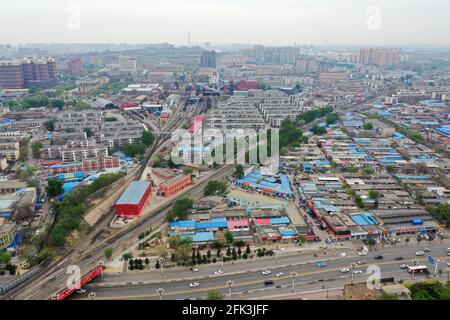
[407,265,428,274]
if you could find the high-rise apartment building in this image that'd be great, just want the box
[200,50,217,68]
[67,57,83,76]
[0,56,57,89]
[239,45,300,65]
[119,55,137,73]
[358,48,400,66]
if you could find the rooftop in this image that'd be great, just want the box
[116,181,151,205]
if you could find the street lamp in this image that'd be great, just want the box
[290,272,297,293]
[226,280,233,299]
[351,265,355,284]
[275,245,280,264]
[159,257,166,277]
[433,260,440,277]
[156,287,165,301]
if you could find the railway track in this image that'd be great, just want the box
[13,164,235,300]
[7,100,211,300]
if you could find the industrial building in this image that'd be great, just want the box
[115,181,152,217]
[158,174,192,198]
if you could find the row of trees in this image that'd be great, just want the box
[50,172,125,246]
[296,106,334,124]
[427,203,450,227]
[21,95,64,109]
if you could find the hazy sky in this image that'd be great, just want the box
[1,0,449,46]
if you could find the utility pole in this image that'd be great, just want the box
[275,250,278,264]
[290,272,297,293]
[226,280,233,300]
[157,288,165,301]
[434,260,440,277]
[159,257,166,277]
[221,256,224,272]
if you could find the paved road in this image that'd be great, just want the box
[72,243,450,300]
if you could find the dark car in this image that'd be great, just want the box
[264,280,274,286]
[374,255,383,260]
[394,257,403,261]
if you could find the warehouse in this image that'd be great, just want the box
[115,181,152,217]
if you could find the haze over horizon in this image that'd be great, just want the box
[1,0,450,47]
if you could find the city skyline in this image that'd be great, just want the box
[1,0,450,46]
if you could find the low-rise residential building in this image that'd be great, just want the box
[0,217,16,250]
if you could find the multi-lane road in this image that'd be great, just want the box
[72,243,450,300]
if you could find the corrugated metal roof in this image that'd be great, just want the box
[116,181,150,205]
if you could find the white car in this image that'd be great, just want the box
[353,270,363,274]
[447,262,450,266]
[446,248,450,252]
[358,251,367,256]
[76,288,86,294]
[189,282,200,288]
[276,272,284,277]
[424,248,431,252]
[357,260,366,265]
[214,270,224,275]
[262,269,272,275]
[339,253,347,257]
[416,251,425,256]
[340,268,350,273]
[400,264,409,269]
[192,268,199,272]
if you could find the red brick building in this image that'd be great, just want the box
[49,156,121,174]
[237,80,258,91]
[115,181,152,217]
[159,174,192,197]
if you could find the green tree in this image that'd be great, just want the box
[142,130,155,147]
[121,143,146,157]
[0,251,12,264]
[368,189,380,199]
[46,178,64,197]
[224,231,234,244]
[325,112,339,124]
[310,124,327,135]
[345,166,358,173]
[363,122,374,130]
[428,203,450,227]
[104,248,113,260]
[74,100,91,110]
[279,118,303,148]
[31,141,42,159]
[363,167,375,175]
[204,180,228,196]
[19,138,29,162]
[83,128,94,138]
[49,99,65,109]
[205,290,224,300]
[234,165,244,179]
[166,197,194,221]
[45,119,56,131]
